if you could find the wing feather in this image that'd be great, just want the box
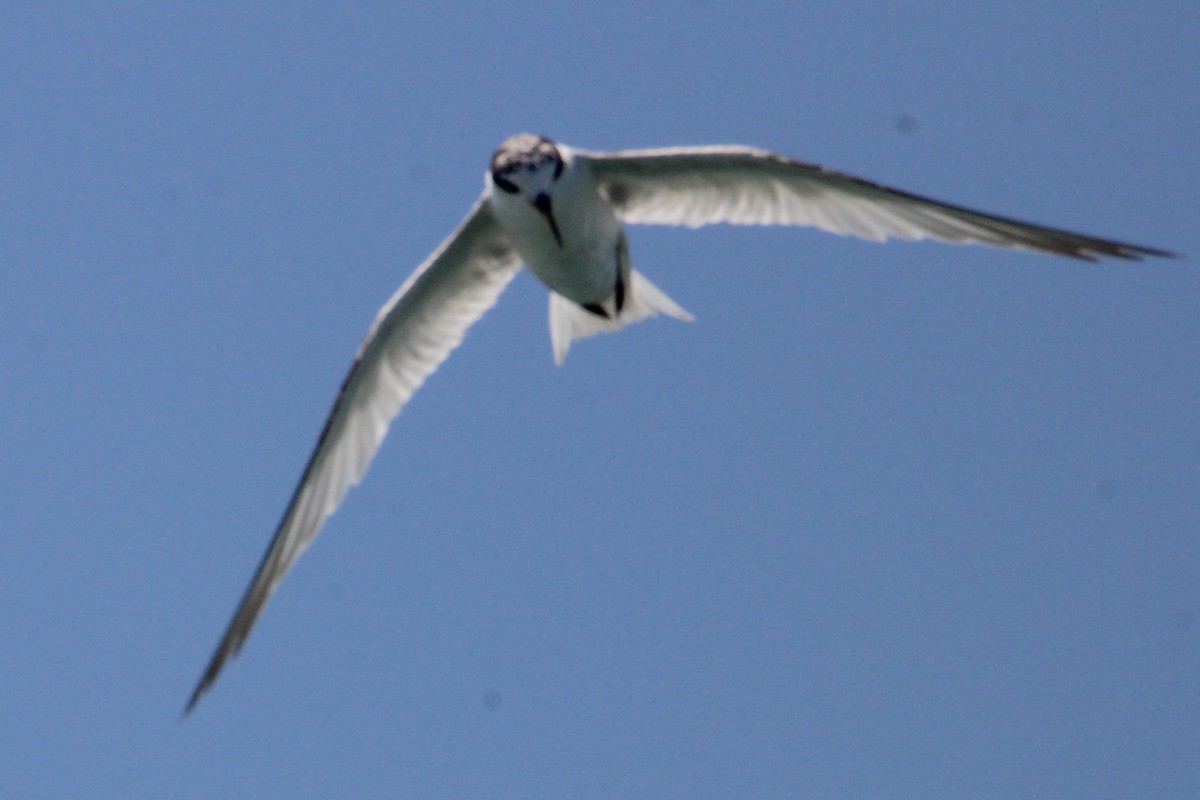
[579,146,1170,260]
[187,198,519,712]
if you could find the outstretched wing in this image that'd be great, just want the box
[578,145,1170,260]
[188,198,520,712]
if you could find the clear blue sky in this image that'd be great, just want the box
[2,3,1196,798]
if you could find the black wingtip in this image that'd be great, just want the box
[1103,242,1177,261]
[183,637,238,717]
[1060,241,1176,263]
[182,672,213,717]
[1135,245,1178,260]
[184,689,204,716]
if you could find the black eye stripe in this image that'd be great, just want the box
[553,155,563,179]
[493,173,519,194]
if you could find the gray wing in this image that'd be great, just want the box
[187,198,520,712]
[578,145,1170,260]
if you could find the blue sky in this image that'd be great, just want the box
[2,2,1196,798]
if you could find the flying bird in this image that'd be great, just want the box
[187,134,1171,712]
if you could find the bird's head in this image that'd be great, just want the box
[490,134,565,246]
[490,134,563,197]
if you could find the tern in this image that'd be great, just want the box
[186,133,1170,712]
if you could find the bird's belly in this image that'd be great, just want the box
[489,170,626,306]
[522,241,616,306]
[502,209,621,306]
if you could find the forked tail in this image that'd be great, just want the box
[548,270,692,364]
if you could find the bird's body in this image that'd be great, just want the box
[487,134,690,353]
[489,133,623,306]
[186,134,1171,712]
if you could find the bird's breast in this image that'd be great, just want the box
[492,181,624,306]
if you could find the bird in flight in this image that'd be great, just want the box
[186,134,1171,712]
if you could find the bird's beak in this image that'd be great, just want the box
[533,193,563,248]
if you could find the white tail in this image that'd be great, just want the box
[548,270,693,364]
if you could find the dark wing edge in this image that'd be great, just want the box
[185,199,519,714]
[578,146,1174,261]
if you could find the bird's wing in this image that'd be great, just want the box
[187,198,520,712]
[578,145,1170,260]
